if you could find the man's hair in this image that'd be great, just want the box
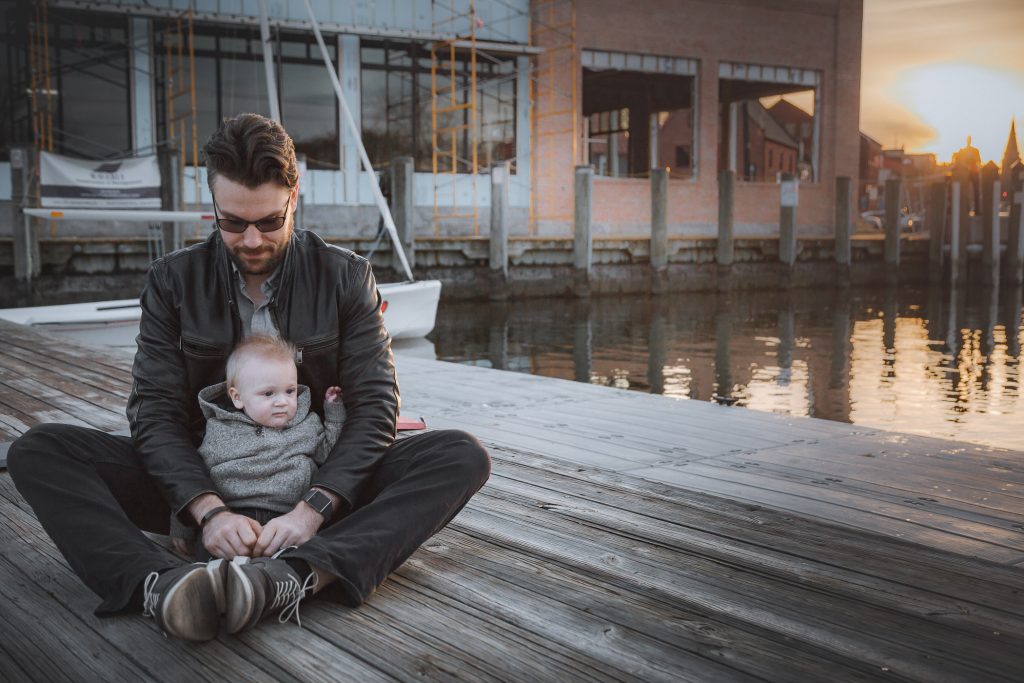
[203,113,299,192]
[226,334,297,388]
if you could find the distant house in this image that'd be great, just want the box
[725,101,800,183]
[859,132,882,209]
[767,99,814,180]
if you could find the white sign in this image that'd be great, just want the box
[40,151,161,208]
[780,179,799,207]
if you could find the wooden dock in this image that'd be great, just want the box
[0,318,1022,681]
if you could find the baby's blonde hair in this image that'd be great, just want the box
[226,334,297,388]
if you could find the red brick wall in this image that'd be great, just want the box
[535,0,863,237]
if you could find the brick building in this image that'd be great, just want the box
[0,0,862,242]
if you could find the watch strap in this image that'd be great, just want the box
[303,489,334,520]
[200,505,231,527]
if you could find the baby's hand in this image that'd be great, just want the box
[325,386,342,403]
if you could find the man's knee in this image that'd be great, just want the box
[437,429,491,487]
[7,423,68,483]
[7,423,104,484]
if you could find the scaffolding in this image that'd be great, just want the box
[529,0,577,233]
[431,0,480,236]
[160,10,200,211]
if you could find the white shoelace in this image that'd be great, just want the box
[272,571,319,627]
[141,571,161,618]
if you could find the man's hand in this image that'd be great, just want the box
[202,512,263,559]
[253,503,323,557]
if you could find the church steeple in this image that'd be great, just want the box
[1002,119,1021,185]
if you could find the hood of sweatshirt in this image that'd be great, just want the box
[197,381,313,429]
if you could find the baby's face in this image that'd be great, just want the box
[228,356,298,428]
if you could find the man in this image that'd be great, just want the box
[8,113,490,642]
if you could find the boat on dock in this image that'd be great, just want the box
[0,279,440,347]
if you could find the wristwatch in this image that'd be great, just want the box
[302,488,334,521]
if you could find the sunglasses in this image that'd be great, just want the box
[212,194,291,233]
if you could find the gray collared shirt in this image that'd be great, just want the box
[231,262,281,338]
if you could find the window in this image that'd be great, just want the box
[361,39,516,172]
[582,51,696,179]
[718,62,820,182]
[1,7,132,159]
[155,25,340,169]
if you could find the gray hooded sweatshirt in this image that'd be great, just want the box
[170,382,345,541]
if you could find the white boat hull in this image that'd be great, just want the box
[0,280,441,347]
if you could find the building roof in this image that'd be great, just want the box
[749,102,799,149]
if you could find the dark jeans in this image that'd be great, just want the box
[7,424,490,615]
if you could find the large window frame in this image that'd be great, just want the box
[154,23,341,170]
[718,61,821,184]
[582,50,699,181]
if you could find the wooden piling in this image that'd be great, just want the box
[650,168,668,294]
[980,161,1000,287]
[10,146,39,283]
[950,164,971,285]
[489,161,510,299]
[834,176,852,268]
[779,174,798,267]
[574,166,594,297]
[716,170,735,266]
[883,178,901,284]
[926,181,947,285]
[391,156,415,273]
[949,181,962,288]
[1007,161,1024,286]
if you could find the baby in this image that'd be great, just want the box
[171,333,344,554]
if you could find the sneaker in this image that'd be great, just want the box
[142,559,227,641]
[225,556,318,634]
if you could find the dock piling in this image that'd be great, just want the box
[883,178,901,284]
[950,182,962,288]
[779,173,797,267]
[10,146,39,284]
[574,165,594,297]
[391,156,415,274]
[926,181,947,285]
[717,170,735,267]
[489,161,510,299]
[1005,162,1023,286]
[650,168,668,294]
[980,161,1000,287]
[834,176,852,286]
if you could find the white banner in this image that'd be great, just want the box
[40,151,161,208]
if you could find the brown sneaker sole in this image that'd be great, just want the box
[159,567,221,642]
[225,557,256,634]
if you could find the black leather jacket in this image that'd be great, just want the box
[126,229,399,518]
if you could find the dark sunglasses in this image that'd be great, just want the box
[212,194,291,233]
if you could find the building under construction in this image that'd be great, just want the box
[0,0,863,242]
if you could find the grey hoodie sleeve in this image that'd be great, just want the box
[313,400,346,466]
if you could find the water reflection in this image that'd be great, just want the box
[430,286,1024,450]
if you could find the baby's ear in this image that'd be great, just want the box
[228,386,244,409]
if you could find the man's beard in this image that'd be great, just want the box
[228,243,286,276]
[227,224,292,276]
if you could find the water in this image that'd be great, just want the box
[429,286,1024,452]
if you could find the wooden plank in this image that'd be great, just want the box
[0,344,131,401]
[713,451,1024,518]
[310,578,621,683]
[0,553,148,682]
[485,446,1024,599]
[1,375,126,432]
[430,529,895,682]
[450,503,1022,681]
[399,544,762,683]
[0,475,389,683]
[661,460,1024,551]
[481,472,1024,635]
[630,464,1024,562]
[724,442,1024,503]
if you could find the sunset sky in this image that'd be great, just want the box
[861,0,1024,164]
